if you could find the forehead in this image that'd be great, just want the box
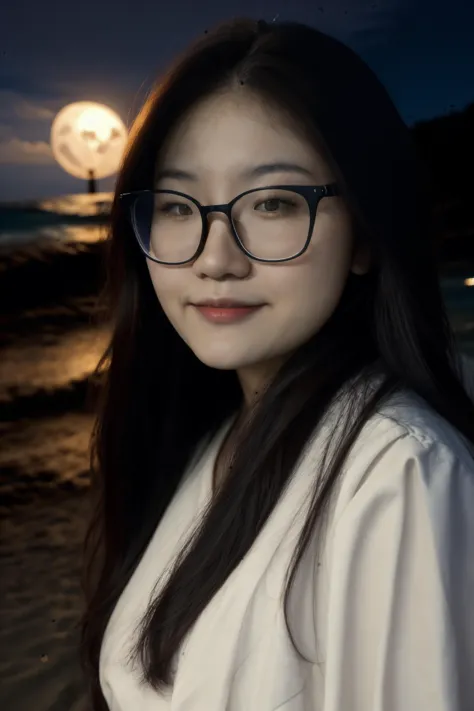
[156,91,331,180]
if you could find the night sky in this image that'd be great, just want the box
[1,0,473,201]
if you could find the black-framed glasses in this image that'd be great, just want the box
[119,183,340,265]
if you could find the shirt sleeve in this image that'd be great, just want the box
[322,433,474,711]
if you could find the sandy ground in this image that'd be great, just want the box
[0,414,94,506]
[0,492,91,711]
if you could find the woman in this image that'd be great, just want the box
[81,17,474,711]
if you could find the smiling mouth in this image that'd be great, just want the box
[192,304,264,323]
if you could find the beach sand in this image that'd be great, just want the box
[0,491,91,711]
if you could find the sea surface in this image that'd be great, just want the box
[0,194,473,505]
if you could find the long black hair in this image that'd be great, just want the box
[80,17,474,710]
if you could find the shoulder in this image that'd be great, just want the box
[307,388,474,710]
[331,387,474,523]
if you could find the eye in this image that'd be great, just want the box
[256,198,280,212]
[158,201,194,217]
[254,197,297,214]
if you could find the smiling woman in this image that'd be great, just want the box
[81,17,474,711]
[148,98,356,385]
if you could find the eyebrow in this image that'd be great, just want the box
[155,162,315,182]
[243,162,315,179]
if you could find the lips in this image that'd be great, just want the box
[191,302,264,324]
[192,299,260,308]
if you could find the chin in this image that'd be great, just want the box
[190,344,263,372]
[194,354,250,371]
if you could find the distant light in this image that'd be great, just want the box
[465,277,474,287]
[50,101,127,181]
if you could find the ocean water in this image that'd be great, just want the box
[0,194,472,504]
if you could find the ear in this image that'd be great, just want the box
[350,240,371,275]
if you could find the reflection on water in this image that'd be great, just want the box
[35,223,109,245]
[38,192,112,216]
[0,224,108,249]
[0,191,112,249]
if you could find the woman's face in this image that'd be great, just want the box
[147,91,367,401]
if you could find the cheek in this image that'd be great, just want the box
[147,262,179,296]
[146,263,183,323]
[278,271,346,342]
[147,268,196,349]
[274,241,351,324]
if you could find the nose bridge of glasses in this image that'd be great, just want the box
[201,203,232,219]
[201,203,234,234]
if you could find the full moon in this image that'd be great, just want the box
[50,101,127,180]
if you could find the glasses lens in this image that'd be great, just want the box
[231,189,311,260]
[131,192,202,262]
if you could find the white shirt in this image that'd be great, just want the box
[100,387,474,711]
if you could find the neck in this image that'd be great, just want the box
[237,355,287,408]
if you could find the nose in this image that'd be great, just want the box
[192,212,251,280]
